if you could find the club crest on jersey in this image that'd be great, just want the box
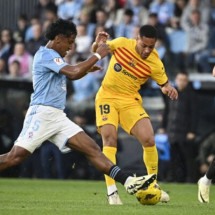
[128,58,137,67]
[114,63,122,72]
[54,57,64,65]
[102,115,108,121]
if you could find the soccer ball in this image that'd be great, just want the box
[135,184,161,205]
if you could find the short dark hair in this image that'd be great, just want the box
[45,19,77,40]
[139,25,157,39]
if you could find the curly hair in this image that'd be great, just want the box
[45,19,77,40]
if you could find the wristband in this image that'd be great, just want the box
[159,80,168,87]
[94,53,102,60]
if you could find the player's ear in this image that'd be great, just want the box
[55,34,65,43]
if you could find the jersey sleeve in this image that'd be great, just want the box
[150,50,168,86]
[42,49,68,73]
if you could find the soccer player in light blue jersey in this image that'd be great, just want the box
[0,19,156,195]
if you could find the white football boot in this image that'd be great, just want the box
[198,178,210,203]
[124,174,156,195]
[107,191,123,205]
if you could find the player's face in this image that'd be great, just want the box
[57,34,76,57]
[135,36,156,59]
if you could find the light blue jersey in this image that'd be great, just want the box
[30,46,69,110]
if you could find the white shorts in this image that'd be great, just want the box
[15,105,83,153]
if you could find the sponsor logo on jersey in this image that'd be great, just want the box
[121,70,137,80]
[114,63,122,72]
[54,57,64,65]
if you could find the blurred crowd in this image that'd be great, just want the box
[0,0,215,182]
[1,0,215,80]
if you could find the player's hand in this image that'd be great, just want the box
[96,43,110,58]
[87,65,102,73]
[161,83,178,100]
[212,66,215,77]
[95,31,109,45]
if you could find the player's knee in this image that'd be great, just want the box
[103,135,117,147]
[142,136,155,147]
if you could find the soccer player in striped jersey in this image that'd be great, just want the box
[92,25,178,205]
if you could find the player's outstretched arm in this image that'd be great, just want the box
[160,82,178,100]
[60,43,110,80]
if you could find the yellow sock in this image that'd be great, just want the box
[103,146,117,186]
[143,145,158,176]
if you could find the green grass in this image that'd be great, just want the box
[0,179,214,215]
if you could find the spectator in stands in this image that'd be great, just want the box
[8,60,21,79]
[95,8,115,39]
[0,28,15,66]
[208,0,215,28]
[180,0,210,30]
[13,14,29,43]
[197,27,215,73]
[173,0,187,19]
[147,13,169,49]
[155,128,171,182]
[166,17,187,75]
[26,23,46,56]
[25,15,41,42]
[114,8,137,38]
[80,0,98,24]
[0,58,7,77]
[75,23,93,58]
[125,0,149,26]
[57,0,82,23]
[161,71,198,182]
[149,0,175,25]
[8,42,33,79]
[103,0,122,25]
[76,10,96,38]
[34,0,58,23]
[183,9,209,72]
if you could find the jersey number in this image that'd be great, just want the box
[99,104,110,115]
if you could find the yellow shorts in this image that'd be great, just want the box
[95,93,149,134]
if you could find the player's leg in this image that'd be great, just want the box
[130,117,170,202]
[95,98,122,204]
[198,158,215,203]
[100,125,122,204]
[120,100,169,203]
[130,117,158,176]
[0,145,30,171]
[66,131,156,195]
[0,105,55,172]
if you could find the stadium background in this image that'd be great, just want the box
[0,0,215,182]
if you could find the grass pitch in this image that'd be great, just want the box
[0,179,214,215]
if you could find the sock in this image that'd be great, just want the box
[206,158,215,180]
[103,146,117,188]
[108,165,130,185]
[143,145,158,176]
[107,185,118,196]
[201,175,212,186]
